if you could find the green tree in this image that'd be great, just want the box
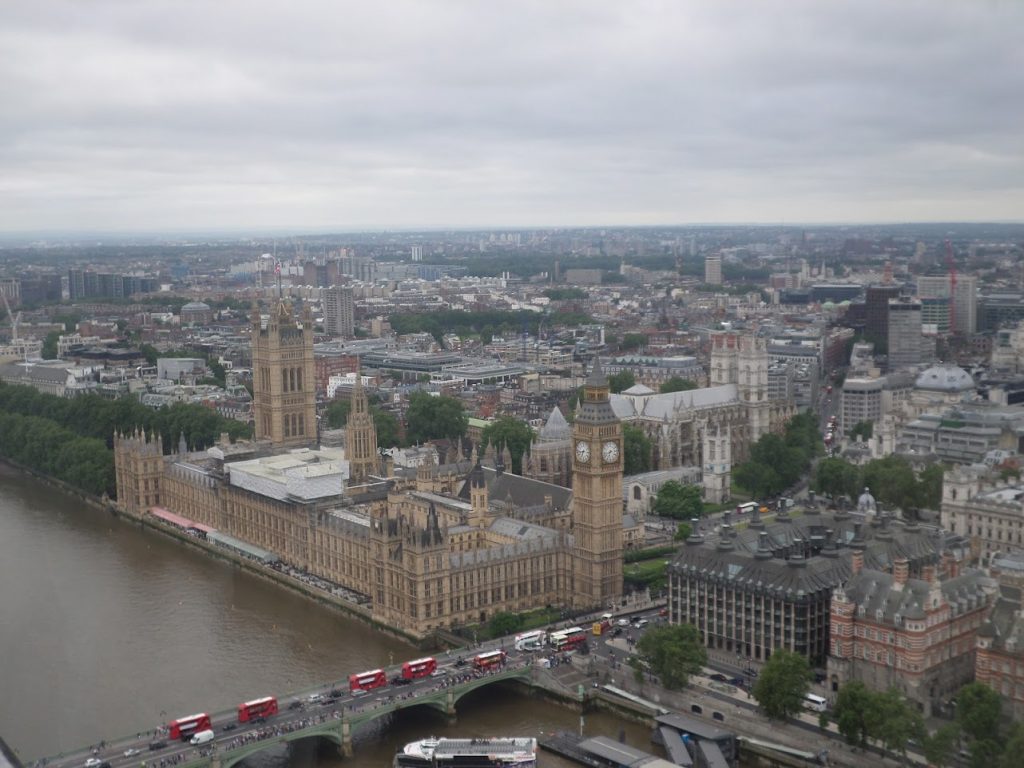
[849,420,874,441]
[482,416,535,474]
[752,650,811,720]
[41,330,60,359]
[325,399,352,429]
[998,724,1024,768]
[608,370,635,394]
[659,377,698,393]
[488,611,523,638]
[833,681,874,746]
[956,682,1002,744]
[623,424,652,475]
[733,461,782,500]
[635,624,707,690]
[373,409,401,449]
[652,481,704,520]
[860,455,920,511]
[923,724,961,768]
[405,391,468,444]
[620,333,647,352]
[139,343,159,366]
[814,457,862,500]
[674,522,692,541]
[870,688,925,757]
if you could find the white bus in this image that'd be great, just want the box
[514,630,547,651]
[735,502,758,516]
[803,692,827,713]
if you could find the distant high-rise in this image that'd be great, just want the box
[322,285,355,338]
[888,297,922,370]
[917,274,977,335]
[865,285,902,349]
[410,245,423,262]
[704,254,723,285]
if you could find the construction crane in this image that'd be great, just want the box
[1,293,18,342]
[945,239,957,335]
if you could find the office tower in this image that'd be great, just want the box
[705,254,723,285]
[917,274,977,335]
[865,285,902,349]
[888,297,922,370]
[322,285,355,337]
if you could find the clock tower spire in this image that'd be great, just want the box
[570,358,624,610]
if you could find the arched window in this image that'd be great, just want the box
[296,368,303,391]
[633,486,642,500]
[284,416,291,437]
[298,414,305,436]
[282,369,289,392]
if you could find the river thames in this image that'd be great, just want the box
[0,467,651,767]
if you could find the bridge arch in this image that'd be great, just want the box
[218,727,343,768]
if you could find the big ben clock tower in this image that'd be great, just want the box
[571,358,624,610]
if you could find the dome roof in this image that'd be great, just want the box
[914,364,975,392]
[181,301,211,311]
[538,406,570,441]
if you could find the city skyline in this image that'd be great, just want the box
[2,1,1022,233]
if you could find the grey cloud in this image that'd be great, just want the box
[0,0,1021,231]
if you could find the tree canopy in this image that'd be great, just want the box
[0,382,251,498]
[814,455,945,510]
[651,481,703,520]
[635,624,707,690]
[623,424,652,475]
[849,420,873,441]
[481,416,535,474]
[405,391,468,444]
[833,682,926,756]
[608,370,635,394]
[752,650,811,719]
[325,397,402,449]
[659,377,698,393]
[732,412,820,499]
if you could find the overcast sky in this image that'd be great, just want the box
[1,1,1021,233]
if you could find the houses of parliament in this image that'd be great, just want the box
[114,300,625,638]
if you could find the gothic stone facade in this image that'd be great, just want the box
[114,362,624,638]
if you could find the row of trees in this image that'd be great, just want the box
[0,383,251,453]
[0,382,252,497]
[732,412,821,499]
[814,455,944,511]
[832,680,1021,768]
[388,309,592,346]
[481,416,535,474]
[0,411,114,496]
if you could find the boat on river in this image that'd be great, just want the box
[395,737,538,768]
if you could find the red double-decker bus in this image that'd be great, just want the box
[401,656,437,680]
[168,713,211,741]
[349,668,388,692]
[237,696,278,723]
[473,650,507,670]
[549,627,588,652]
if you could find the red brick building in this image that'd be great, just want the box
[975,584,1024,720]
[829,553,995,716]
[314,352,359,396]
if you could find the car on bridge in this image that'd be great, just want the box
[148,741,167,751]
[123,749,142,758]
[222,723,238,732]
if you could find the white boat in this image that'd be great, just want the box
[395,737,538,768]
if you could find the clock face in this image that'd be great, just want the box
[602,441,620,463]
[575,441,591,463]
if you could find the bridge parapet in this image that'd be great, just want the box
[158,664,538,768]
